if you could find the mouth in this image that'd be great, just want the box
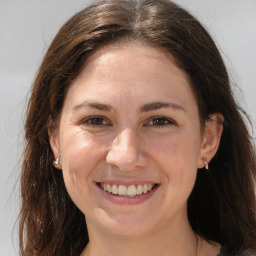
[96,182,159,197]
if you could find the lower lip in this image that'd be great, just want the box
[96,184,160,205]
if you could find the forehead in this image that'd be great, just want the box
[80,42,184,78]
[64,42,197,112]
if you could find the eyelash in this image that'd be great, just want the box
[81,116,111,128]
[144,116,175,128]
[81,116,175,128]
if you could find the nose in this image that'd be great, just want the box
[106,129,148,171]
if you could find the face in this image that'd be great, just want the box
[50,43,213,238]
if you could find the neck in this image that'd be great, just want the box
[82,215,198,256]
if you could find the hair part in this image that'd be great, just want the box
[20,0,256,255]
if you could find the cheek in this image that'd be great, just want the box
[60,131,105,195]
[149,131,200,174]
[147,130,200,201]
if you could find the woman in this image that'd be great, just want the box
[19,0,256,255]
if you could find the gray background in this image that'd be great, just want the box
[1,0,256,255]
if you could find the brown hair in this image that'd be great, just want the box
[19,0,256,255]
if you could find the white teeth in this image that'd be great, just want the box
[118,185,127,196]
[100,183,156,197]
[136,184,143,195]
[107,184,112,193]
[112,184,118,195]
[127,185,136,197]
[143,184,148,193]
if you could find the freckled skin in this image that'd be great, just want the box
[51,43,208,239]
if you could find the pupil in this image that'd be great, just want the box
[154,118,164,125]
[92,118,102,125]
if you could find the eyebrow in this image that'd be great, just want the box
[73,101,113,112]
[73,101,185,112]
[140,101,186,112]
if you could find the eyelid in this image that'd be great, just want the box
[143,116,176,127]
[80,116,112,127]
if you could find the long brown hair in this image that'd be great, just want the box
[20,0,256,255]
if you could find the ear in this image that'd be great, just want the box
[197,113,224,169]
[48,126,62,170]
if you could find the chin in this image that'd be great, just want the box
[89,208,158,238]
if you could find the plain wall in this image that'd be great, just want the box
[0,0,255,255]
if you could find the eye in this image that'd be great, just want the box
[81,116,111,128]
[144,116,175,127]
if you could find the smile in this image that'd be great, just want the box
[98,183,158,197]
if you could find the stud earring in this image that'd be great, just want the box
[54,158,59,165]
[202,157,209,170]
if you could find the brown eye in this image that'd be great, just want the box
[152,118,168,126]
[145,117,174,127]
[82,117,110,127]
[89,117,105,125]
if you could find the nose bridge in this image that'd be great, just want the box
[106,128,147,171]
[115,129,135,151]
